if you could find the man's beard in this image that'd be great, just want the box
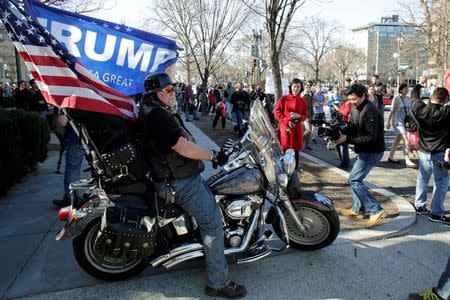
[167,95,178,114]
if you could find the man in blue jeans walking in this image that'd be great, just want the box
[53,114,85,208]
[410,75,450,224]
[335,83,387,228]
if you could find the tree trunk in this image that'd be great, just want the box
[315,65,319,82]
[270,49,283,102]
[201,69,209,116]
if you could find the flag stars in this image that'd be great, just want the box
[125,27,132,32]
[26,15,33,22]
[51,39,57,45]
[17,34,25,41]
[26,28,34,35]
[2,11,11,19]
[114,24,121,30]
[103,22,109,28]
[39,36,45,43]
[14,19,22,27]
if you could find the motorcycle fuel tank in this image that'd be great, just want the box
[209,165,265,195]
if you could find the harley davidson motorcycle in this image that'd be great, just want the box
[55,99,340,281]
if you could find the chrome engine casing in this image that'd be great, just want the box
[224,195,263,219]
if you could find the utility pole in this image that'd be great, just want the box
[14,47,21,83]
[252,29,262,84]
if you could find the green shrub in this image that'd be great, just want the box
[0,108,50,196]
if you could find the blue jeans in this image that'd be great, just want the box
[235,110,246,137]
[436,255,450,299]
[153,174,230,288]
[348,152,384,215]
[337,144,350,167]
[63,129,85,200]
[414,151,449,216]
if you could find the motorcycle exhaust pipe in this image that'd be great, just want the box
[162,250,204,269]
[151,209,261,268]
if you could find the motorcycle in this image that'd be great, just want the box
[55,99,340,281]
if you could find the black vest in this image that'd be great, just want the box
[139,100,204,180]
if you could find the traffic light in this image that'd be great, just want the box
[251,44,257,57]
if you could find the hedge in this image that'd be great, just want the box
[0,108,50,196]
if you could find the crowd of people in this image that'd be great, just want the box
[5,71,447,299]
[0,79,49,116]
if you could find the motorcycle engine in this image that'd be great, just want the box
[224,195,262,219]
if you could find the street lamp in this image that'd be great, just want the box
[393,52,400,87]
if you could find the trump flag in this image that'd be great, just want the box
[0,0,180,120]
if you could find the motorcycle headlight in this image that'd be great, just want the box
[277,174,289,188]
[283,149,296,176]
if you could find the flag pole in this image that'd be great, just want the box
[14,46,21,83]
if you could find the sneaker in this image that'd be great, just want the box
[205,281,247,299]
[428,214,450,225]
[408,288,443,300]
[52,199,70,208]
[414,205,429,215]
[339,208,365,220]
[365,209,387,228]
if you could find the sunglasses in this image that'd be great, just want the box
[161,86,174,93]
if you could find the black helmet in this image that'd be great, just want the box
[144,72,174,94]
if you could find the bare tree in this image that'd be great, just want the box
[41,0,110,13]
[290,17,339,82]
[330,46,366,85]
[398,0,449,85]
[264,0,305,100]
[150,0,249,114]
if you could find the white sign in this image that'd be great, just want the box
[265,73,289,96]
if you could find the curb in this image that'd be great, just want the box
[300,152,417,243]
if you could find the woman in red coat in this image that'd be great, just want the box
[274,78,308,170]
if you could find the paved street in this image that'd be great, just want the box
[0,119,448,300]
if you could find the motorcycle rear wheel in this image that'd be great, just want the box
[73,218,148,281]
[273,201,340,250]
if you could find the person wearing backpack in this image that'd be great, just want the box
[386,83,417,168]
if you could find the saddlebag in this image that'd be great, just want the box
[65,109,148,186]
[96,206,157,262]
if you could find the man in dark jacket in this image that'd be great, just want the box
[410,76,450,224]
[336,83,387,228]
[230,82,250,137]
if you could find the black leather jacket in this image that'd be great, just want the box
[411,84,450,154]
[347,99,385,154]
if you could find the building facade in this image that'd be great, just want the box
[351,15,417,84]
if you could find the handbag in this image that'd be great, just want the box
[400,97,418,132]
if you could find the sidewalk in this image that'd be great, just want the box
[0,121,424,299]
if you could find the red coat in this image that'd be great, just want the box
[274,93,308,151]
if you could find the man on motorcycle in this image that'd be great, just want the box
[138,72,247,299]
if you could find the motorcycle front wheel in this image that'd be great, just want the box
[273,200,340,250]
[73,218,148,281]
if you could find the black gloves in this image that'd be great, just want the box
[210,139,241,169]
[211,149,229,169]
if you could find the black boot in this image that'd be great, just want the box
[205,281,247,299]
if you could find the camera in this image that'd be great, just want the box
[317,112,350,150]
[438,161,450,170]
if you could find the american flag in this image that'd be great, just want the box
[0,0,138,120]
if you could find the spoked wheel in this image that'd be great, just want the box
[273,201,340,250]
[73,219,148,281]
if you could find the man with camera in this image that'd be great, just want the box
[411,76,450,225]
[335,83,387,228]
